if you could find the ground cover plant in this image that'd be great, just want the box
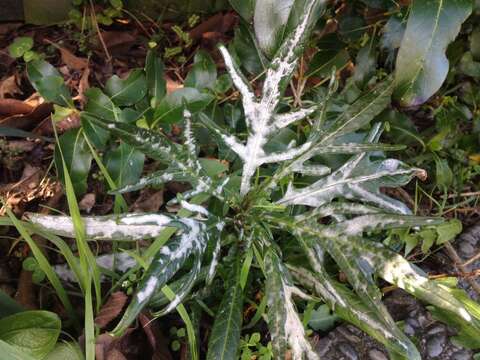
[1,0,480,359]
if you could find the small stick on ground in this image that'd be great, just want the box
[444,241,480,296]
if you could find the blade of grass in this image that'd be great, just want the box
[4,207,79,326]
[83,134,128,213]
[53,126,100,360]
[161,285,198,360]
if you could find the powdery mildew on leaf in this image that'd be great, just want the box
[265,252,319,360]
[27,213,172,241]
[206,0,327,196]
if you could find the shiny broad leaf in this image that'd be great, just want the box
[84,88,121,122]
[265,251,319,360]
[111,217,210,336]
[0,310,61,359]
[394,0,472,106]
[152,88,214,125]
[26,60,72,107]
[105,69,147,106]
[206,256,243,360]
[81,113,110,149]
[104,142,145,188]
[54,129,92,196]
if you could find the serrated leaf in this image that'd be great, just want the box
[111,217,210,336]
[0,310,61,359]
[206,256,243,360]
[145,50,166,107]
[54,129,92,195]
[394,0,472,106]
[279,153,423,214]
[321,80,393,144]
[290,266,421,359]
[265,251,319,360]
[26,60,72,107]
[105,69,147,106]
[90,117,230,200]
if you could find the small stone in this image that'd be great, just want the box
[315,337,332,357]
[338,342,359,360]
[427,325,446,335]
[459,242,475,256]
[404,324,415,336]
[368,349,388,360]
[426,334,446,358]
[452,350,472,360]
[406,318,420,329]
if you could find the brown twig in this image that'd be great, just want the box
[444,241,480,296]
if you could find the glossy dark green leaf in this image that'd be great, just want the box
[206,257,243,360]
[26,60,72,107]
[228,0,254,21]
[145,50,166,107]
[104,142,145,188]
[105,69,147,106]
[231,23,266,75]
[0,310,61,359]
[394,0,472,106]
[185,51,217,90]
[84,88,121,122]
[306,49,350,78]
[54,129,93,195]
[81,113,110,149]
[0,290,23,318]
[153,88,214,125]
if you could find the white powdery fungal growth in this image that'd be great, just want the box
[215,0,325,196]
[28,213,172,241]
[137,277,158,302]
[282,283,319,360]
[55,252,137,282]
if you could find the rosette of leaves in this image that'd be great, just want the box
[22,0,480,359]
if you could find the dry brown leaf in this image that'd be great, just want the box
[0,98,33,116]
[59,47,89,71]
[79,193,96,213]
[131,189,164,213]
[77,67,91,103]
[95,291,128,329]
[0,102,52,130]
[138,313,173,360]
[0,74,22,99]
[166,77,183,94]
